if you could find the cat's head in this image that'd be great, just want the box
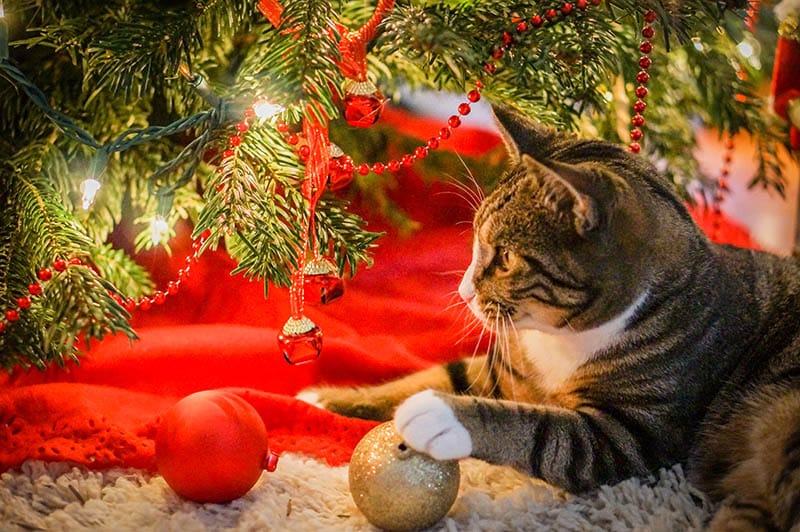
[459,105,701,332]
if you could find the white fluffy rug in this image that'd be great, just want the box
[1,455,712,531]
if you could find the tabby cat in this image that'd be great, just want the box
[304,106,800,531]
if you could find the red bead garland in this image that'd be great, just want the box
[706,138,735,241]
[115,229,212,312]
[628,10,657,154]
[0,229,214,334]
[0,257,84,334]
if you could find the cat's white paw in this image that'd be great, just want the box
[295,390,323,408]
[394,390,472,461]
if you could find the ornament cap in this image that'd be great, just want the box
[263,449,280,472]
[344,79,379,96]
[281,315,317,336]
[329,143,345,158]
[303,257,338,276]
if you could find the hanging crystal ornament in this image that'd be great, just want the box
[303,257,344,305]
[335,0,395,127]
[277,118,330,364]
[327,143,355,190]
[277,315,323,364]
[342,79,385,128]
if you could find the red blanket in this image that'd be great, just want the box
[0,111,755,475]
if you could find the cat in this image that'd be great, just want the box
[303,105,800,531]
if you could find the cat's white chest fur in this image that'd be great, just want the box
[517,293,646,393]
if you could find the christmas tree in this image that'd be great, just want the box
[0,0,795,369]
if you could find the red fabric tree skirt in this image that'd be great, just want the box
[0,112,756,474]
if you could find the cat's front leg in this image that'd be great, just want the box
[298,357,492,422]
[395,390,661,493]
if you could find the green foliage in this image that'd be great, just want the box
[0,0,795,370]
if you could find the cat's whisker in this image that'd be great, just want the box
[497,314,517,402]
[465,319,492,395]
[454,310,484,346]
[434,269,467,278]
[442,170,484,212]
[435,181,482,213]
[486,314,505,398]
[451,150,486,203]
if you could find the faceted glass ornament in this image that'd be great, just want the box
[343,80,384,128]
[303,258,345,305]
[278,316,323,365]
[328,157,355,191]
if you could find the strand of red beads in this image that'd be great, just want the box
[0,257,84,335]
[115,229,212,312]
[706,138,735,241]
[274,0,604,181]
[0,230,212,335]
[705,1,758,239]
[628,10,657,154]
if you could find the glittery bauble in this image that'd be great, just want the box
[155,390,279,503]
[349,422,460,531]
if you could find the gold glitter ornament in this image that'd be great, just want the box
[348,422,460,531]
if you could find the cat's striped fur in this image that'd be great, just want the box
[307,106,800,531]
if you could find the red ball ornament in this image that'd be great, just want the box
[37,268,53,281]
[6,310,20,322]
[155,390,279,503]
[17,297,31,310]
[277,316,323,365]
[28,283,42,296]
[343,80,385,128]
[53,258,67,272]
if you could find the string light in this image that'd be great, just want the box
[253,98,284,120]
[79,149,108,210]
[150,216,170,246]
[80,178,101,210]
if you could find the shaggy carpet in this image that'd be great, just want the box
[1,455,712,531]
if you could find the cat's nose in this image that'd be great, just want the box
[458,277,476,302]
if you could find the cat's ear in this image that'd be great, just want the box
[491,104,560,163]
[521,154,601,236]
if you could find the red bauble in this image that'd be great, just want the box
[343,80,385,128]
[303,258,345,305]
[155,390,279,504]
[277,316,323,365]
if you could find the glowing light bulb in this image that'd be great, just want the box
[692,38,704,52]
[80,178,101,210]
[253,99,284,120]
[150,216,170,246]
[737,41,754,59]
